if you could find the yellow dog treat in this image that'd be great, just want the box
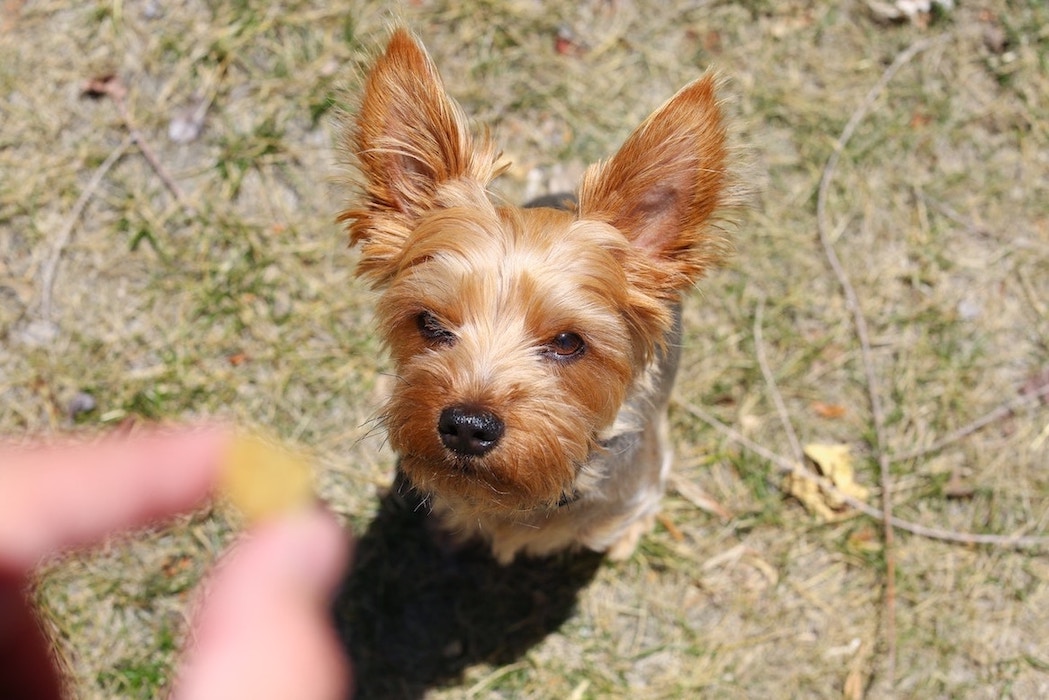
[221,432,314,523]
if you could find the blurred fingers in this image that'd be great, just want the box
[171,509,353,700]
[0,427,230,571]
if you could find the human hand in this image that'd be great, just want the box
[0,427,352,699]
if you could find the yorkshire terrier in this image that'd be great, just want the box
[341,29,739,564]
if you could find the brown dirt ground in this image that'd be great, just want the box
[1,1,1048,698]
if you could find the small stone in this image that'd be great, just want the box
[68,392,97,419]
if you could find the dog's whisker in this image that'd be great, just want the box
[377,370,411,386]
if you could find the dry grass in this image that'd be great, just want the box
[2,0,1048,698]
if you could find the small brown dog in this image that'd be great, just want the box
[341,29,739,563]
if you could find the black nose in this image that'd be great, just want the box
[437,405,504,457]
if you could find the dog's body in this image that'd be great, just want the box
[342,29,737,563]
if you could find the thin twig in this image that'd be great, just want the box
[38,136,134,321]
[753,296,806,466]
[815,34,947,686]
[676,398,798,474]
[677,398,1049,549]
[892,382,1049,463]
[85,75,196,217]
[124,122,195,218]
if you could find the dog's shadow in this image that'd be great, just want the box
[332,473,605,700]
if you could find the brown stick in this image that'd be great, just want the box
[815,34,950,687]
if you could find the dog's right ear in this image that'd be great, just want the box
[340,29,499,286]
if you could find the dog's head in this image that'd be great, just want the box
[341,29,734,512]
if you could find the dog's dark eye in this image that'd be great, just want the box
[416,310,456,346]
[544,332,585,361]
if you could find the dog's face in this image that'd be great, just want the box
[377,202,642,510]
[342,29,732,513]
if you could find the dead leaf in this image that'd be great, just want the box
[784,470,839,521]
[81,74,127,102]
[553,26,585,56]
[811,401,847,419]
[805,443,870,505]
[227,351,250,367]
[785,444,870,521]
[910,111,932,128]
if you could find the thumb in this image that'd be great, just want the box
[171,510,353,700]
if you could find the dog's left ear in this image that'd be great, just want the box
[340,29,500,286]
[578,75,733,298]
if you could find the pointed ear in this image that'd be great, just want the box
[578,74,733,294]
[340,29,500,284]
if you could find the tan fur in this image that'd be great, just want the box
[341,28,738,563]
